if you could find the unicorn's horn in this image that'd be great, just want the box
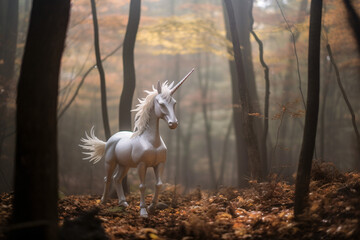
[170,68,195,95]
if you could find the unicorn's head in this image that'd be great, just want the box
[132,68,194,137]
[155,68,194,129]
[154,82,177,129]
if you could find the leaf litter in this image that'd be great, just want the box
[0,162,359,239]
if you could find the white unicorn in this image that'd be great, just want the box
[80,69,194,217]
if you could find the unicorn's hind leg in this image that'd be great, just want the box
[100,159,116,204]
[113,165,129,207]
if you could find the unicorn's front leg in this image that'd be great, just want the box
[148,162,164,213]
[137,162,148,217]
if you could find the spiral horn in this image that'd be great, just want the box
[170,68,195,95]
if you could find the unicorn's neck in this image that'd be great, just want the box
[141,110,161,147]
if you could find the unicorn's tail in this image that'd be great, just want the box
[79,126,106,164]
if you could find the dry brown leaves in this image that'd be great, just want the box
[1,163,359,239]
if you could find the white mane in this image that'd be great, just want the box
[131,81,174,137]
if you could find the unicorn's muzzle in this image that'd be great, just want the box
[168,120,178,129]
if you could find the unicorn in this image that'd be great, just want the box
[80,68,194,217]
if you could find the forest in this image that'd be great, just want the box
[0,0,360,239]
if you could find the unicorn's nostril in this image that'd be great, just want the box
[168,121,178,129]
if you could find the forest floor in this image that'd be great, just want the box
[1,162,360,239]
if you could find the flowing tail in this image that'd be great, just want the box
[79,126,106,164]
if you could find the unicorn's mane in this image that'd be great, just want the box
[131,81,174,137]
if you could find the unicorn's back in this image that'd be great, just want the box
[106,131,133,147]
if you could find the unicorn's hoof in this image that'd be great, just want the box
[140,208,148,218]
[100,197,107,204]
[119,200,129,208]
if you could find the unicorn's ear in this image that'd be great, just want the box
[157,80,162,94]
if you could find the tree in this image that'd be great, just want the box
[181,112,195,193]
[233,0,267,177]
[197,54,216,188]
[119,0,141,193]
[343,0,360,54]
[223,0,264,183]
[90,0,111,140]
[294,0,323,218]
[11,0,70,239]
[0,0,18,81]
[222,1,248,187]
[249,0,270,177]
[217,115,233,187]
[0,0,18,158]
[119,0,141,131]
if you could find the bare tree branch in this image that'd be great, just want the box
[275,0,306,109]
[326,43,360,151]
[58,43,123,120]
[272,106,285,169]
[58,48,92,112]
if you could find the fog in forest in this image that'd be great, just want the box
[1,0,359,197]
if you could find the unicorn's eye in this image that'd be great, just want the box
[157,100,166,108]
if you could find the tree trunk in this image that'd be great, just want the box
[223,0,263,181]
[0,0,18,159]
[0,0,18,81]
[119,0,141,131]
[217,115,233,187]
[222,1,249,187]
[119,0,141,194]
[165,0,176,183]
[231,0,258,108]
[174,55,181,186]
[181,113,195,193]
[249,0,269,178]
[198,54,216,188]
[90,0,111,140]
[319,55,331,161]
[343,0,360,54]
[294,0,322,218]
[232,0,267,174]
[11,1,70,239]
